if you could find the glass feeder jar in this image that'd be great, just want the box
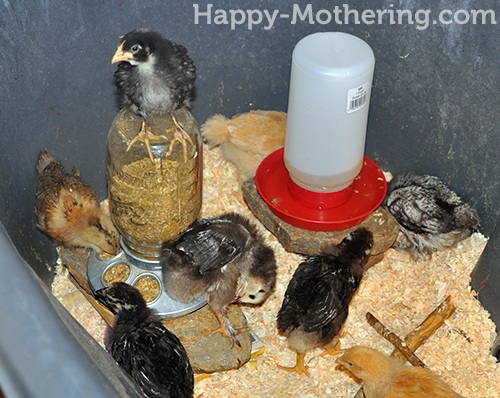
[107,108,202,260]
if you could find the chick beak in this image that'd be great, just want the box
[95,288,116,314]
[335,352,349,367]
[234,276,247,301]
[95,288,106,304]
[111,42,133,64]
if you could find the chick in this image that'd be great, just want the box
[336,346,464,398]
[161,212,277,349]
[112,28,197,162]
[383,172,479,260]
[277,228,373,376]
[96,282,194,398]
[35,150,120,255]
[201,110,286,181]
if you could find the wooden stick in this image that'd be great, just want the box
[60,247,116,326]
[353,385,366,398]
[353,296,457,398]
[366,312,426,367]
[67,273,115,326]
[391,295,456,360]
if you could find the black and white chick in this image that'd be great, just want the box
[383,172,480,260]
[161,212,277,350]
[112,28,197,162]
[95,282,194,398]
[277,227,373,377]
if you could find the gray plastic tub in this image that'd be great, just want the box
[1,1,499,396]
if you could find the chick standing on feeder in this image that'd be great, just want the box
[336,346,464,398]
[201,110,287,181]
[112,28,197,162]
[161,212,277,349]
[35,150,120,255]
[277,228,373,376]
[96,282,194,398]
[383,172,479,260]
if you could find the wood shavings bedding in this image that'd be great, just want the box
[52,145,500,398]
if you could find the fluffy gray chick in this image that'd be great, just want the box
[383,172,479,260]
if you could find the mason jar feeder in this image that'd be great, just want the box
[87,107,206,317]
[106,108,202,259]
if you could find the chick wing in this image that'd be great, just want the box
[387,185,456,234]
[175,227,240,275]
[278,261,353,334]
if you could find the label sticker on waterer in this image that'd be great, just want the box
[347,81,370,114]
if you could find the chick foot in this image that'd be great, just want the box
[210,309,250,351]
[127,119,168,162]
[320,337,344,358]
[165,115,196,162]
[278,352,310,377]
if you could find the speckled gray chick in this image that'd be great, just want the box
[383,172,479,260]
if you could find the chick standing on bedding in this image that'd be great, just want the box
[161,212,277,350]
[96,282,194,398]
[383,172,479,260]
[35,150,120,255]
[336,346,464,398]
[201,110,287,181]
[277,228,373,376]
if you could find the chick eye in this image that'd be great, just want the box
[249,295,256,300]
[131,44,141,52]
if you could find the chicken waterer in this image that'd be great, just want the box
[257,32,386,231]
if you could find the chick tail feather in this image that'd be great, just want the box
[37,150,57,174]
[201,114,231,147]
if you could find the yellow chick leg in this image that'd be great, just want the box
[165,115,197,162]
[277,352,310,377]
[209,309,250,351]
[320,336,344,358]
[126,119,168,163]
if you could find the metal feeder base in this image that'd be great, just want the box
[87,238,206,318]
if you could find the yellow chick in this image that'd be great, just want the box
[201,110,286,182]
[336,346,464,398]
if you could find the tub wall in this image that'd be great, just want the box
[1,1,499,395]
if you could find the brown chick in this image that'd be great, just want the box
[35,150,120,255]
[201,110,286,181]
[336,346,464,398]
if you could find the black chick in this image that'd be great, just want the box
[161,212,277,350]
[95,282,194,398]
[277,227,373,376]
[112,28,197,162]
[383,172,480,260]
